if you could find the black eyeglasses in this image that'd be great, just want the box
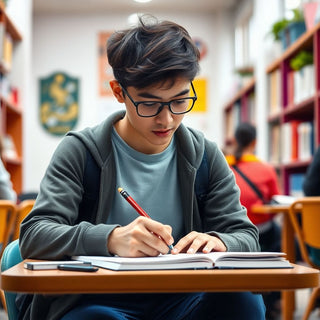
[121,82,197,118]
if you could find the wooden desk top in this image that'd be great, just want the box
[251,204,291,214]
[251,203,302,214]
[1,261,319,295]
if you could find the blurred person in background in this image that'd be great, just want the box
[226,122,281,319]
[0,137,16,202]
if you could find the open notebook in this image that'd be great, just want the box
[72,252,292,271]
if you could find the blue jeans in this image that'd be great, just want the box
[61,292,265,320]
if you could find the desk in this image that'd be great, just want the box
[1,261,319,319]
[251,203,301,320]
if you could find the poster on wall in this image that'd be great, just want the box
[191,77,208,113]
[98,31,114,97]
[40,72,79,136]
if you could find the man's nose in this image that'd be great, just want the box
[155,104,173,122]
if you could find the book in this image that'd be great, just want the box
[287,70,294,106]
[297,122,314,161]
[269,124,281,165]
[268,70,281,115]
[2,32,12,71]
[291,120,301,161]
[280,121,301,163]
[281,122,292,164]
[72,252,292,271]
[270,195,296,205]
[293,65,315,104]
[289,173,305,198]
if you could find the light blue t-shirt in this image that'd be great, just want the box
[108,127,184,242]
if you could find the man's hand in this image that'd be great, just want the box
[107,216,174,257]
[171,231,226,254]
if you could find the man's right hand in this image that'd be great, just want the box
[107,216,174,257]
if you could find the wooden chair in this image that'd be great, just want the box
[0,200,35,313]
[0,200,17,312]
[0,201,17,259]
[12,199,35,241]
[287,197,320,320]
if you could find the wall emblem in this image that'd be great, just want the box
[40,72,79,136]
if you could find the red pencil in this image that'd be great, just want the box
[118,187,173,250]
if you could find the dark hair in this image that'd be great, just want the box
[107,15,200,88]
[234,122,256,162]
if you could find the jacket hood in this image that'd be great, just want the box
[175,124,206,170]
[66,111,125,167]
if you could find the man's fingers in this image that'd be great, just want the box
[172,232,227,254]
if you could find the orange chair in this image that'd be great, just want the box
[287,197,320,320]
[1,200,35,313]
[12,199,35,241]
[0,200,17,258]
[0,200,17,312]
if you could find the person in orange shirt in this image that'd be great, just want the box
[226,122,281,319]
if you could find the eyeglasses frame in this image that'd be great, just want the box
[120,82,198,118]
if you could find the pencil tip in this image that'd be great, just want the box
[118,187,123,193]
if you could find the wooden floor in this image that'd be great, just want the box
[0,289,319,319]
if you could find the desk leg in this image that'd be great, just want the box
[281,214,296,320]
[282,291,295,320]
[282,214,295,262]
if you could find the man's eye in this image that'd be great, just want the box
[141,102,159,107]
[174,99,186,105]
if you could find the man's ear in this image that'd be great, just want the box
[110,80,125,103]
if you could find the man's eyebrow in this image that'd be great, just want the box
[137,88,190,100]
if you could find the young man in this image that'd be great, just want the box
[19,16,265,319]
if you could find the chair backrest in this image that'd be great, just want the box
[0,201,17,258]
[288,197,320,269]
[0,239,22,320]
[12,200,35,241]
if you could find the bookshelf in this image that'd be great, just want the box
[0,4,23,194]
[266,21,320,196]
[223,77,256,148]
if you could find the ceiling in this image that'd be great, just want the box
[33,0,239,14]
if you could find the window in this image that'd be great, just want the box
[234,4,254,69]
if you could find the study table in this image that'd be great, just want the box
[251,203,301,320]
[1,260,319,320]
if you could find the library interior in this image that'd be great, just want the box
[1,0,320,319]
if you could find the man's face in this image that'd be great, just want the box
[116,78,192,154]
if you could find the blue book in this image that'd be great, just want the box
[289,173,305,197]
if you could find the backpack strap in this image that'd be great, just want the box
[77,150,100,223]
[195,149,209,207]
[232,164,267,204]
